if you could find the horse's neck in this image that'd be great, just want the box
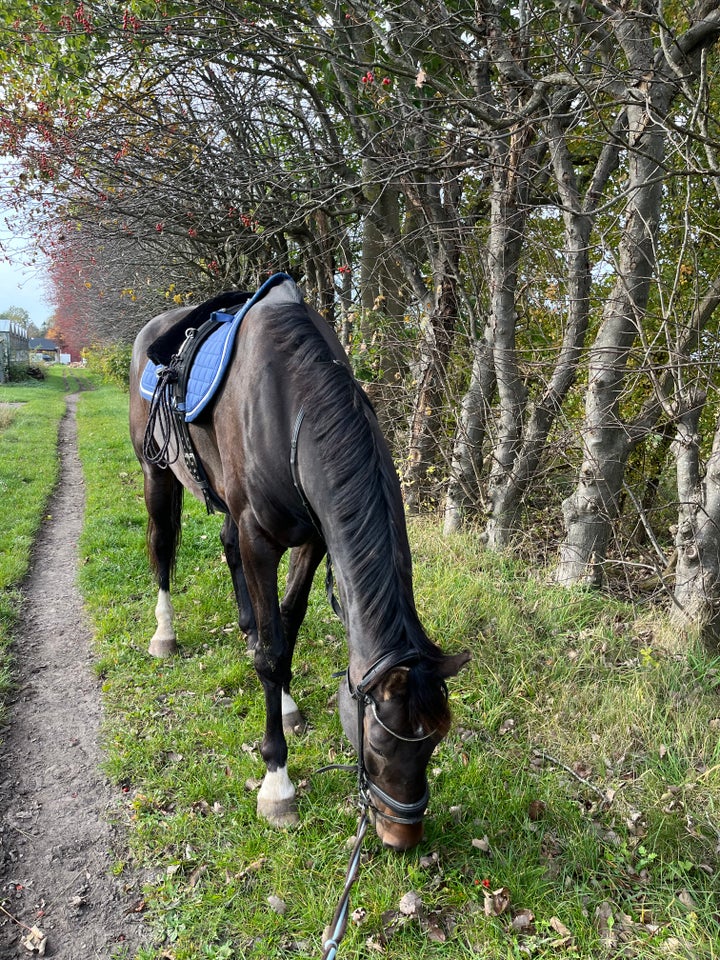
[330,538,418,672]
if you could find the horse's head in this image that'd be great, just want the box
[338,650,470,851]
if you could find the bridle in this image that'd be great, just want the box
[318,648,436,826]
[347,649,436,826]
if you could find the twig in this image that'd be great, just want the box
[0,902,33,931]
[534,748,607,799]
[6,823,33,840]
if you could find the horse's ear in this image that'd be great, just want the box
[438,650,471,678]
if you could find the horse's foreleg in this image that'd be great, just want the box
[279,541,325,732]
[144,464,183,657]
[238,515,298,827]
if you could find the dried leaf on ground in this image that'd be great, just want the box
[528,799,546,821]
[20,925,47,955]
[420,914,447,942]
[398,890,423,916]
[267,895,287,915]
[511,908,535,933]
[484,886,511,916]
[595,901,617,948]
[472,835,491,853]
[677,889,698,911]
[549,916,574,948]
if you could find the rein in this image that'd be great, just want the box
[319,650,433,959]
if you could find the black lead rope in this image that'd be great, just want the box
[320,808,369,960]
[142,365,180,467]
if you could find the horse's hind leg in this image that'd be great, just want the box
[144,464,183,657]
[219,516,258,650]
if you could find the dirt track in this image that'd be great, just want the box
[0,389,148,959]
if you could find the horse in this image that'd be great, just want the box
[129,275,469,851]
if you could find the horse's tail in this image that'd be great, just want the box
[146,469,184,591]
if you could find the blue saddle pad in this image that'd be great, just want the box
[139,272,292,422]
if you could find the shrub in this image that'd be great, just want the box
[83,343,132,390]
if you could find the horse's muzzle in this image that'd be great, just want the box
[370,807,425,851]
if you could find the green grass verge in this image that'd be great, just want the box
[0,367,75,719]
[75,383,720,960]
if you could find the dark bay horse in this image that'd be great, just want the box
[129,276,468,850]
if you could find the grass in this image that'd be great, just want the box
[0,366,71,718]
[34,376,720,958]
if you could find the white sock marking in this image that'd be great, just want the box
[281,690,300,719]
[258,765,296,804]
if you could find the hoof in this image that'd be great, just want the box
[282,710,307,734]
[148,636,178,657]
[257,797,299,828]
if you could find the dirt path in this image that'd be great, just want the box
[0,389,148,959]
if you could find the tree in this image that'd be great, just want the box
[556,1,720,586]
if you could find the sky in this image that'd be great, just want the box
[0,229,54,330]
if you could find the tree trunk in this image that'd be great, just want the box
[555,92,668,584]
[483,120,598,549]
[483,177,528,548]
[443,333,495,534]
[404,267,458,512]
[670,393,720,642]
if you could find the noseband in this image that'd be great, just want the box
[348,649,435,826]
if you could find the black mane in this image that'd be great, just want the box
[269,304,448,681]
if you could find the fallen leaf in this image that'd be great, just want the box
[421,916,446,942]
[399,890,423,916]
[528,800,546,821]
[187,864,206,889]
[595,901,616,947]
[20,925,47,955]
[677,889,697,911]
[548,916,574,948]
[511,908,535,933]
[472,836,491,853]
[419,852,439,869]
[572,760,592,780]
[484,886,511,917]
[267,895,287,915]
